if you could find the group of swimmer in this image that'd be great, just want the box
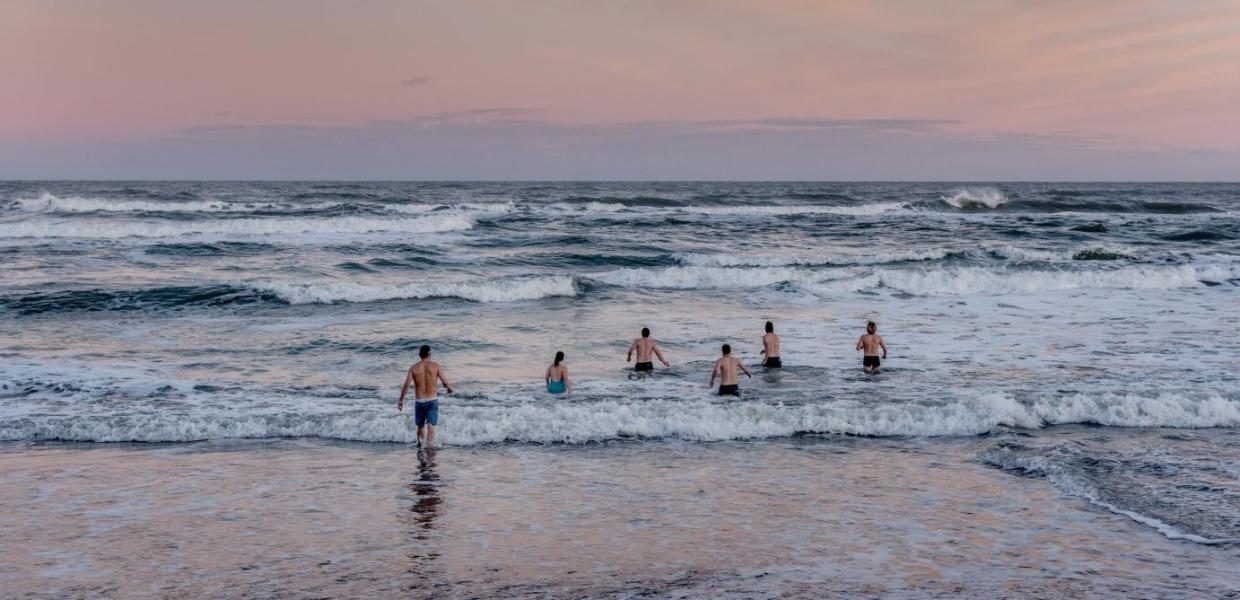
[397,321,888,447]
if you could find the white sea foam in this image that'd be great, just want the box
[596,264,1228,295]
[866,265,1224,296]
[676,249,954,268]
[940,188,1008,209]
[0,212,476,239]
[547,201,626,213]
[594,266,819,289]
[10,192,354,214]
[256,275,578,304]
[2,384,1235,445]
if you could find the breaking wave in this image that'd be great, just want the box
[0,212,477,239]
[593,264,1232,295]
[939,188,1009,210]
[256,275,579,304]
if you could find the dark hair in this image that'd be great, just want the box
[553,351,565,366]
[641,327,650,338]
[722,343,731,355]
[765,321,774,333]
[866,321,877,332]
[419,344,431,358]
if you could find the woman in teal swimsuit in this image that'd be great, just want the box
[545,351,570,394]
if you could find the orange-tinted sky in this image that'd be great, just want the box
[3,0,1238,179]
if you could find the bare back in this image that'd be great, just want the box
[762,333,781,358]
[859,334,884,357]
[631,338,657,363]
[714,356,743,385]
[409,359,444,399]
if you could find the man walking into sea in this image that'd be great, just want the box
[709,344,752,396]
[856,321,888,374]
[627,327,670,372]
[398,344,454,447]
[760,321,782,368]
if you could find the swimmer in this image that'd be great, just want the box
[855,321,888,374]
[545,351,571,394]
[709,343,751,396]
[627,327,670,372]
[760,321,781,368]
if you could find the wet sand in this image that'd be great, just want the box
[3,435,1237,598]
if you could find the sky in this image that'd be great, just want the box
[2,0,1239,180]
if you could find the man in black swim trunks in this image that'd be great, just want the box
[760,321,781,368]
[709,343,751,396]
[856,321,888,373]
[627,327,670,372]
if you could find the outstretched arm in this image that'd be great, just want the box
[398,368,413,411]
[654,345,670,367]
[438,369,454,394]
[740,362,752,378]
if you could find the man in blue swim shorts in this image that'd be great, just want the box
[398,344,454,447]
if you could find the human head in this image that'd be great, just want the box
[641,327,650,338]
[765,321,774,333]
[866,321,877,334]
[419,344,431,359]
[554,351,565,366]
[722,343,731,355]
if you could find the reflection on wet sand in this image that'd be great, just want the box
[403,448,442,586]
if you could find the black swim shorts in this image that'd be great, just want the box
[863,356,881,368]
[763,356,782,369]
[634,362,654,372]
[718,384,740,397]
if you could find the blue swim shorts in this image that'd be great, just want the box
[414,400,439,427]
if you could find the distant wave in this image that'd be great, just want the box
[0,275,579,314]
[674,245,1141,268]
[676,249,956,268]
[256,275,579,304]
[8,192,514,218]
[676,202,908,217]
[804,264,1232,296]
[0,212,477,239]
[594,264,1232,295]
[938,188,1009,210]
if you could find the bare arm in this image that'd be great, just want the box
[879,336,888,359]
[397,368,413,411]
[626,340,636,362]
[545,366,551,386]
[563,367,571,393]
[761,338,768,355]
[438,368,454,394]
[709,360,719,387]
[856,336,864,351]
[740,361,752,378]
[653,344,670,367]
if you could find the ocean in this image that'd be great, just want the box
[1,181,1238,598]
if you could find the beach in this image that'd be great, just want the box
[4,433,1238,598]
[1,181,1238,597]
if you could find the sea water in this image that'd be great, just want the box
[1,181,1237,597]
